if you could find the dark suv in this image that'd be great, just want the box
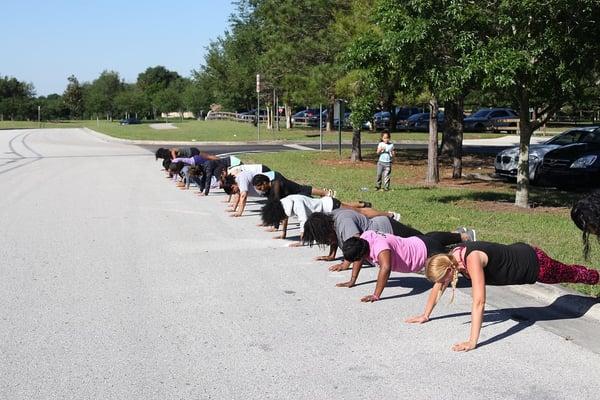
[120,117,141,125]
[464,108,517,132]
[536,128,600,188]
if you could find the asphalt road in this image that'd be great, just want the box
[2,128,600,400]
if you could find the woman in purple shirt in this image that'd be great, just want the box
[337,230,465,302]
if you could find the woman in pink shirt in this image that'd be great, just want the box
[337,230,464,301]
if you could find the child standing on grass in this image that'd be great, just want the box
[375,130,394,191]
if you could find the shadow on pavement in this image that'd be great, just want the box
[430,294,600,348]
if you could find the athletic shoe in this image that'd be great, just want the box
[465,228,477,242]
[324,188,336,197]
[359,201,372,208]
[456,227,467,235]
[390,211,401,222]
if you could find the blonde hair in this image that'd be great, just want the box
[425,253,460,304]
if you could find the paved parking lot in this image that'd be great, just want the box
[1,128,600,399]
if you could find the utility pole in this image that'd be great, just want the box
[38,105,41,128]
[256,74,261,141]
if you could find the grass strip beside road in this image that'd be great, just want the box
[0,120,509,142]
[242,149,600,297]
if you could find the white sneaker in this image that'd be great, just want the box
[390,211,401,222]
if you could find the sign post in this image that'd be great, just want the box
[319,104,323,151]
[335,100,344,157]
[256,74,261,141]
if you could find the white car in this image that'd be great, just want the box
[494,126,600,182]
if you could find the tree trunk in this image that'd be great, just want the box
[389,107,397,133]
[426,97,440,184]
[515,93,533,208]
[441,98,464,179]
[351,128,362,162]
[285,104,292,129]
[266,106,273,130]
[326,103,334,132]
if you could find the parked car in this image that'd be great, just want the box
[495,126,600,183]
[399,112,445,132]
[238,109,267,121]
[536,127,600,188]
[373,107,421,129]
[120,117,141,125]
[464,108,517,132]
[322,110,351,128]
[291,108,323,127]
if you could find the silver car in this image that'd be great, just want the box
[494,126,600,182]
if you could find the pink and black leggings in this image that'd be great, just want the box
[534,247,599,285]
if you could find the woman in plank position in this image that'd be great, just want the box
[406,241,599,352]
[337,230,474,301]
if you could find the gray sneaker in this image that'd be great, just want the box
[464,228,477,242]
[456,227,467,235]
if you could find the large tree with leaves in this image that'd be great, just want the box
[0,76,35,120]
[352,0,491,183]
[63,75,85,119]
[85,71,124,120]
[475,0,600,207]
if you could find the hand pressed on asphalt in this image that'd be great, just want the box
[336,281,354,288]
[452,341,476,352]
[405,315,429,324]
[329,263,349,272]
[361,295,378,302]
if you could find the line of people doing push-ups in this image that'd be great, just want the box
[156,146,600,352]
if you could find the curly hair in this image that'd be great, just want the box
[571,191,600,260]
[169,161,185,175]
[302,212,337,248]
[222,174,237,195]
[188,165,204,177]
[341,237,370,262]
[251,174,270,186]
[261,200,287,226]
[155,147,171,160]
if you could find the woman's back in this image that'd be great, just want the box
[464,241,538,285]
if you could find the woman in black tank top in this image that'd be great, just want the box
[406,241,599,352]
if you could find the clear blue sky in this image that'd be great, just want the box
[1,0,237,96]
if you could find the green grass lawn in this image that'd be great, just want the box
[0,119,507,142]
[241,149,600,297]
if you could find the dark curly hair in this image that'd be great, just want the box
[571,191,600,260]
[162,159,171,171]
[169,161,185,175]
[302,212,337,248]
[222,174,237,195]
[251,174,270,186]
[188,165,204,177]
[342,237,370,262]
[261,200,287,227]
[155,147,171,160]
